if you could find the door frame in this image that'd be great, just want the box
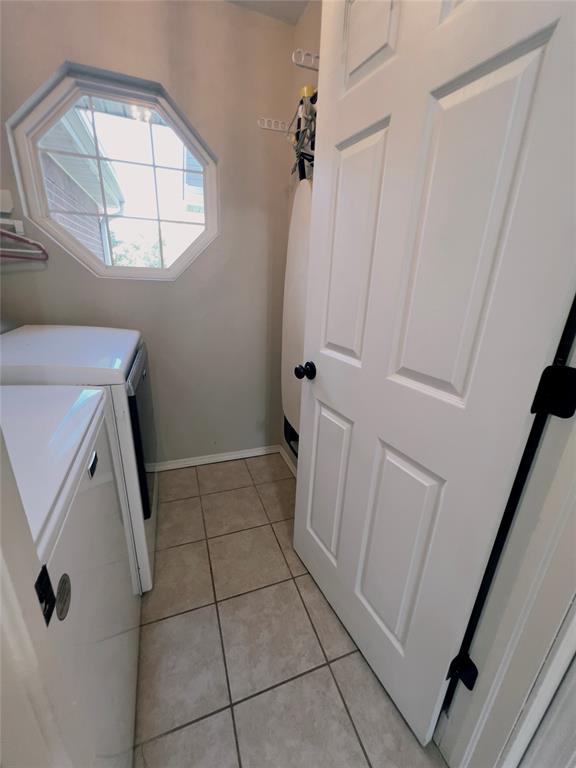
[503,599,576,768]
[436,384,576,767]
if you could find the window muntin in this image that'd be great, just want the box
[37,95,207,270]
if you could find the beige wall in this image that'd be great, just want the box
[0,0,319,463]
[293,0,322,96]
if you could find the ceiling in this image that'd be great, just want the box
[229,1,309,25]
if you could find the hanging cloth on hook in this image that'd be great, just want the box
[288,86,317,180]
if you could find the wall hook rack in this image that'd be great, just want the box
[291,48,320,72]
[257,118,290,133]
[0,228,49,262]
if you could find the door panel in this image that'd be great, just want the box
[357,444,444,648]
[294,0,576,744]
[397,48,542,399]
[346,0,398,80]
[325,121,389,361]
[308,402,352,560]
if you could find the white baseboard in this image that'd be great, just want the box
[278,445,297,477]
[147,444,291,473]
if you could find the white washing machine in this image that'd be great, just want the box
[1,385,140,767]
[0,325,157,593]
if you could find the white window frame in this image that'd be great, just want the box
[6,66,219,280]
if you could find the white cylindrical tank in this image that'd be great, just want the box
[281,179,312,436]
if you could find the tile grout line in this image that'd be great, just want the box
[328,662,374,768]
[140,597,213,627]
[243,457,258,486]
[230,650,358,708]
[271,523,374,768]
[139,745,151,768]
[139,461,279,757]
[136,651,361,750]
[136,704,232,749]
[156,514,294,554]
[156,518,279,554]
[147,457,353,761]
[155,536,205,553]
[157,460,294,503]
[199,493,244,768]
[159,482,259,506]
[294,580,373,768]
[206,520,271,542]
[200,482,254,496]
[253,475,295,524]
[157,501,293,551]
[157,493,200,505]
[232,661,328,706]
[216,573,293,604]
[139,572,296,628]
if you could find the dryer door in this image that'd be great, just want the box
[46,415,140,768]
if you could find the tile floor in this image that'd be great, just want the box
[135,454,446,768]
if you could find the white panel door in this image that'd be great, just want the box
[294,0,576,745]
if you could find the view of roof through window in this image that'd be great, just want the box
[38,95,206,268]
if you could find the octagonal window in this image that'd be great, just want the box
[7,66,218,279]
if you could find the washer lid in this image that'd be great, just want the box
[1,385,103,549]
[0,325,141,385]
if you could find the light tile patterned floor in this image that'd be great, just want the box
[136,454,446,768]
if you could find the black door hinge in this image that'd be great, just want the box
[34,564,56,626]
[447,652,478,692]
[531,365,576,419]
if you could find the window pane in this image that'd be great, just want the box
[155,168,205,224]
[92,98,160,164]
[41,152,103,213]
[152,122,184,168]
[52,213,108,262]
[160,221,205,266]
[151,123,204,172]
[108,217,161,268]
[185,148,203,174]
[101,161,157,218]
[38,96,96,155]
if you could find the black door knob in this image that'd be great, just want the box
[294,365,305,379]
[294,361,316,380]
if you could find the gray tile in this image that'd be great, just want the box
[197,460,252,494]
[246,453,293,484]
[296,575,356,660]
[331,653,447,768]
[142,709,238,768]
[208,525,290,600]
[203,486,267,538]
[141,542,213,623]
[256,477,296,522]
[146,471,156,502]
[219,581,324,701]
[156,497,205,550]
[158,467,199,502]
[273,519,307,576]
[136,606,228,742]
[133,746,145,768]
[234,667,368,768]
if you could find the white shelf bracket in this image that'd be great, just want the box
[291,48,319,72]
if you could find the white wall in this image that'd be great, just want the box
[0,0,309,463]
